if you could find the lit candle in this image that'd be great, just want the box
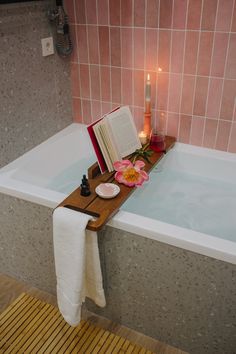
[145,73,151,113]
[139,131,148,145]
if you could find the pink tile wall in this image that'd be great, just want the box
[66,0,236,152]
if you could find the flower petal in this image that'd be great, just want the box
[134,160,145,170]
[139,170,149,181]
[113,160,132,171]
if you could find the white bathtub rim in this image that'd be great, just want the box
[0,123,84,174]
[109,210,236,265]
[0,177,66,208]
[174,142,236,162]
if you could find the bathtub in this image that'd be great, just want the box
[0,122,236,265]
[1,122,236,353]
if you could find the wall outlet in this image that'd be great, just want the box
[41,37,54,57]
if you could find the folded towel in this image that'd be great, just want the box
[53,207,106,326]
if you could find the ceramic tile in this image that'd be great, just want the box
[171,31,185,73]
[193,76,209,116]
[146,0,159,28]
[97,0,109,25]
[121,0,133,26]
[206,78,223,119]
[87,26,99,64]
[121,69,133,106]
[111,67,122,104]
[91,100,101,121]
[67,0,236,151]
[72,97,82,122]
[216,0,234,32]
[172,0,188,29]
[179,114,192,143]
[134,0,145,27]
[121,28,133,68]
[157,72,169,111]
[166,112,179,137]
[211,33,229,78]
[184,31,199,74]
[168,73,182,113]
[77,25,88,63]
[133,70,144,107]
[81,99,92,124]
[201,0,217,31]
[190,116,204,146]
[101,102,112,115]
[109,0,121,26]
[225,34,236,79]
[99,26,110,66]
[100,66,111,102]
[110,27,121,67]
[90,65,101,100]
[75,0,86,24]
[159,0,173,29]
[220,80,236,121]
[79,64,90,99]
[203,118,218,148]
[197,32,214,76]
[228,123,236,152]
[158,30,171,72]
[146,29,158,72]
[187,0,202,30]
[134,28,145,69]
[181,75,195,115]
[85,0,97,24]
[215,120,231,151]
[232,2,236,32]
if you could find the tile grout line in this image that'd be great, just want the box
[179,0,189,143]
[68,21,236,34]
[108,0,112,113]
[85,4,92,124]
[226,0,236,152]
[227,100,236,152]
[73,0,83,123]
[154,0,160,131]
[200,0,219,147]
[167,0,175,138]
[189,0,204,144]
[96,0,102,121]
[214,0,235,150]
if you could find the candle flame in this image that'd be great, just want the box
[158,67,162,72]
[147,73,150,81]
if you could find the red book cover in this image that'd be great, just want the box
[87,117,107,173]
[87,106,120,174]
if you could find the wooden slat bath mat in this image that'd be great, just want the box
[0,293,154,353]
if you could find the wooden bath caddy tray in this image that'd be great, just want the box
[57,136,176,231]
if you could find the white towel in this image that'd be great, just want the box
[53,207,106,327]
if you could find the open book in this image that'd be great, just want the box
[87,106,141,173]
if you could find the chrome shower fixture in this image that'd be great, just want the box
[48,0,73,57]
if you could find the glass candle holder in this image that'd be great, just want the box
[149,130,165,152]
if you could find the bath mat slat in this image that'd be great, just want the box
[0,294,154,354]
[2,302,51,354]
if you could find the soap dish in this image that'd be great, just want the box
[95,183,120,199]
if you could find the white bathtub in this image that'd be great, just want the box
[0,123,236,264]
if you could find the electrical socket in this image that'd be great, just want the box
[41,37,54,57]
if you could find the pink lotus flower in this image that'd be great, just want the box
[113,160,149,187]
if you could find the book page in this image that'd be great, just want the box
[93,122,113,171]
[105,106,142,158]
